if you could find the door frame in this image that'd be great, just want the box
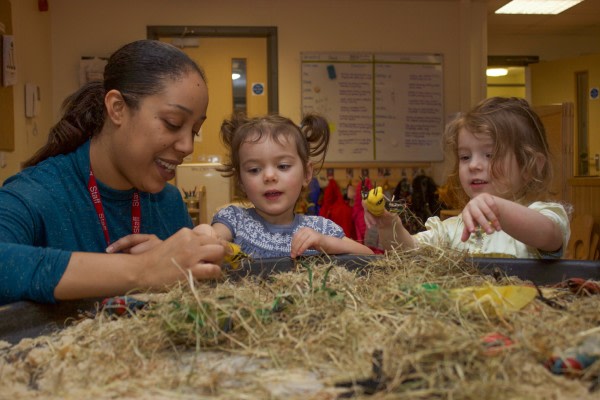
[147,25,278,113]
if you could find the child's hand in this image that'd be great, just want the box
[291,227,327,258]
[461,193,502,242]
[362,200,398,229]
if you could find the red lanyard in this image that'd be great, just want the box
[88,166,141,246]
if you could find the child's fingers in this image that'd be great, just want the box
[461,209,476,234]
[291,228,319,258]
[291,229,308,258]
[461,225,471,242]
[464,198,500,235]
[477,209,499,234]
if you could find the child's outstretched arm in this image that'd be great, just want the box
[290,227,373,258]
[461,193,563,252]
[363,207,417,251]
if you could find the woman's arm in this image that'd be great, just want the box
[54,228,225,300]
[212,222,234,242]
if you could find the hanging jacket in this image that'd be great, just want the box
[319,178,355,239]
[351,177,372,243]
[306,177,321,215]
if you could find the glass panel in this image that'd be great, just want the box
[232,58,247,115]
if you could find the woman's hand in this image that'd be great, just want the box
[106,234,162,254]
[193,223,219,238]
[55,227,227,301]
[106,224,220,255]
[137,227,225,288]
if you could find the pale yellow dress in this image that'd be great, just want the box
[414,201,571,259]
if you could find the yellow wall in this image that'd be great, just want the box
[181,37,268,162]
[0,0,52,181]
[486,67,526,99]
[531,54,600,174]
[1,0,599,185]
[1,0,491,185]
[0,0,14,151]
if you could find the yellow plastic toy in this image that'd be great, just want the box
[365,186,386,216]
[450,284,538,317]
[224,243,250,270]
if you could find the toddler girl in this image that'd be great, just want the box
[364,97,570,258]
[213,113,373,259]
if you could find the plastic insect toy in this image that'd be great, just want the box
[363,184,407,216]
[224,242,251,269]
[546,353,598,376]
[481,332,514,356]
[553,278,600,295]
[365,186,386,216]
[546,336,600,377]
[100,296,148,317]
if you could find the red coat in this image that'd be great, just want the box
[319,178,355,239]
[352,178,372,244]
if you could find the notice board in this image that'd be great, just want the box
[301,52,444,162]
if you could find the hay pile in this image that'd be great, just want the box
[1,248,599,399]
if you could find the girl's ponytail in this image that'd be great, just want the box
[300,113,330,168]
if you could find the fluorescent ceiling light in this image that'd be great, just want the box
[486,68,509,77]
[495,0,584,15]
[232,73,241,80]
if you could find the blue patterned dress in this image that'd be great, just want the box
[212,205,345,258]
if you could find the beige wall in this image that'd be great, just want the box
[1,0,488,185]
[2,0,599,185]
[531,53,600,175]
[45,0,486,119]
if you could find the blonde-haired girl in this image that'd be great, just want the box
[365,97,570,258]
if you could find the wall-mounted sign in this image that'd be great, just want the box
[590,87,599,100]
[1,35,16,86]
[251,82,265,96]
[301,52,444,162]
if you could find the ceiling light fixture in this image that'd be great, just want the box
[495,0,584,15]
[232,73,241,80]
[486,68,509,77]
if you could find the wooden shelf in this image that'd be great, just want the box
[184,185,206,225]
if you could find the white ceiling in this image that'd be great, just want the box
[487,0,600,36]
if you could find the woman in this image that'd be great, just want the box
[0,40,225,305]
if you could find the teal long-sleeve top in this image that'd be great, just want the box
[0,141,192,305]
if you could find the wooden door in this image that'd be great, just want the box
[533,103,574,204]
[180,37,268,162]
